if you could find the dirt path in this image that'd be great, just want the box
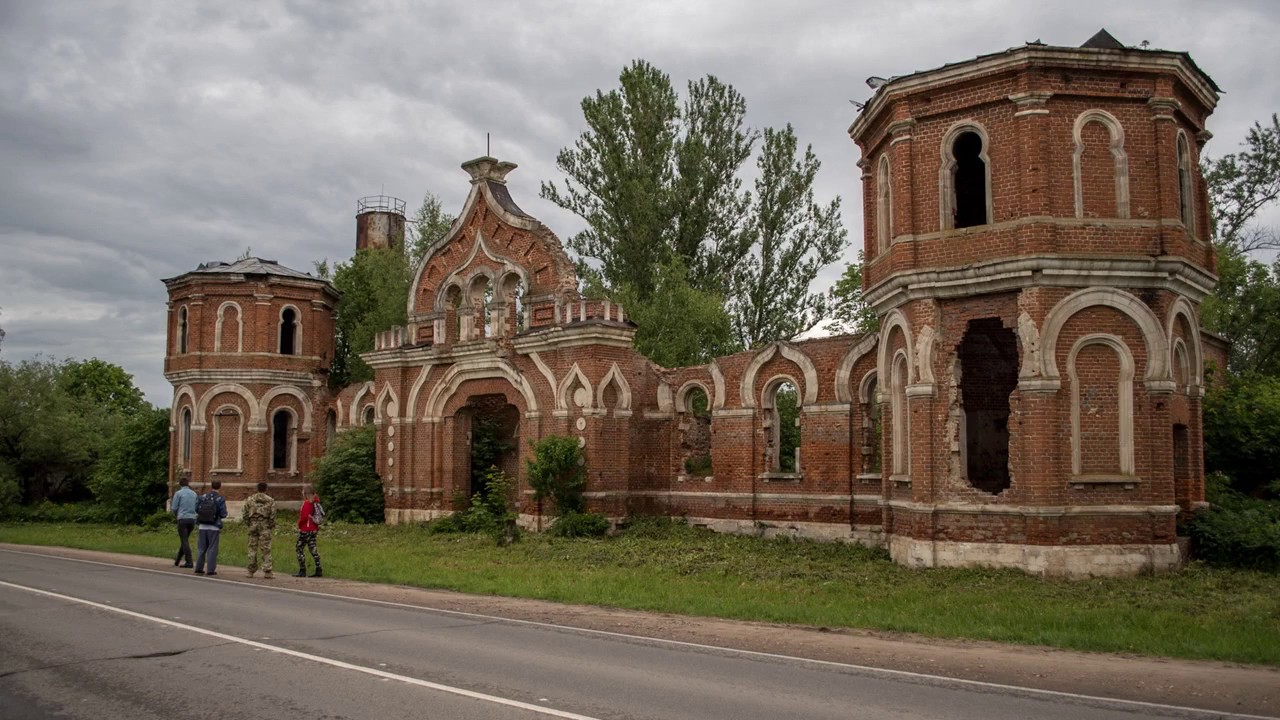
[6,543,1276,717]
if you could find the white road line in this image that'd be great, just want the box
[0,578,602,720]
[1,547,1275,720]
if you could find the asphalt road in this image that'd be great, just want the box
[0,549,1265,720]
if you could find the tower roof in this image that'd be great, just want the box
[1081,28,1126,50]
[163,257,337,297]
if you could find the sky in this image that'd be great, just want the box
[1,0,1277,406]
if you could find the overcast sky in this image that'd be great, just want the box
[1,0,1277,406]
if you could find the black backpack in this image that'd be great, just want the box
[196,493,219,525]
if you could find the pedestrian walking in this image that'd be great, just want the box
[194,480,228,576]
[242,482,276,579]
[169,476,197,568]
[294,490,324,578]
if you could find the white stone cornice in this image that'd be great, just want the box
[511,325,637,354]
[164,368,320,386]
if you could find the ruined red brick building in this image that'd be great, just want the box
[165,32,1220,576]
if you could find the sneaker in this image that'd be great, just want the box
[292,570,306,577]
[310,570,323,578]
[194,569,205,575]
[180,563,194,568]
[263,572,274,579]
[207,572,218,577]
[247,571,256,578]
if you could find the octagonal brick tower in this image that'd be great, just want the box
[849,30,1220,575]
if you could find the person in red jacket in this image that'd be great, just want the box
[294,491,323,577]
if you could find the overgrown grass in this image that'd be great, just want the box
[2,516,1277,665]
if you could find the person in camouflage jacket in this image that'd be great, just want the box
[241,482,276,579]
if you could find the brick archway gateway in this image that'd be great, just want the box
[436,378,533,511]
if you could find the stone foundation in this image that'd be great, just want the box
[888,535,1182,577]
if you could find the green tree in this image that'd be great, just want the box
[729,125,847,348]
[777,385,799,472]
[328,248,412,387]
[1203,114,1280,255]
[825,257,879,336]
[60,358,146,417]
[311,425,384,523]
[526,435,587,515]
[90,407,169,523]
[610,260,738,367]
[407,192,457,266]
[0,307,7,353]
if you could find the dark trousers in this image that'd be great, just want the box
[175,519,195,565]
[196,529,221,573]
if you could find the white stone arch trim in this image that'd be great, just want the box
[939,119,994,230]
[171,385,197,428]
[210,403,244,473]
[675,380,713,413]
[709,361,726,410]
[858,369,880,405]
[1040,288,1169,388]
[740,342,819,408]
[556,362,594,412]
[213,301,244,353]
[278,304,303,355]
[1172,338,1191,390]
[1067,333,1136,476]
[260,385,314,433]
[430,230,530,312]
[1072,109,1131,219]
[404,364,433,421]
[760,373,803,408]
[890,350,911,476]
[268,405,299,474]
[196,383,261,432]
[348,381,374,426]
[423,358,539,419]
[876,153,893,250]
[374,383,400,423]
[877,309,916,389]
[595,362,632,412]
[835,333,879,403]
[1165,296,1204,389]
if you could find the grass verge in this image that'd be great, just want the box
[2,517,1277,665]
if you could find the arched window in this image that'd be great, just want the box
[860,373,881,475]
[890,352,910,476]
[211,406,243,472]
[763,378,800,474]
[178,307,189,354]
[678,384,712,477]
[326,409,337,446]
[279,307,299,355]
[362,405,375,426]
[952,131,988,228]
[271,409,293,471]
[1177,133,1195,233]
[180,407,192,467]
[876,154,893,251]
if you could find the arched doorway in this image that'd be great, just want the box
[460,394,521,497]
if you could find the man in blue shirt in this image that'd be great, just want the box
[194,480,228,576]
[169,476,198,568]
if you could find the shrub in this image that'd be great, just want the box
[1188,473,1280,570]
[550,510,610,538]
[141,509,173,532]
[5,501,113,523]
[311,426,385,524]
[89,407,170,524]
[1203,373,1280,498]
[424,468,518,544]
[526,435,586,514]
[0,461,21,518]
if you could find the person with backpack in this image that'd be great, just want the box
[169,475,198,568]
[194,480,228,576]
[241,482,276,579]
[294,490,324,578]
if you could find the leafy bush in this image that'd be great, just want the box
[141,509,173,532]
[1188,473,1280,570]
[550,510,610,538]
[89,407,170,524]
[526,435,586,514]
[1203,373,1280,498]
[311,426,385,523]
[0,461,20,518]
[4,501,113,523]
[423,468,518,544]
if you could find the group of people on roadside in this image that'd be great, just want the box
[168,476,324,579]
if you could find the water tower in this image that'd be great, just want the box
[356,195,407,252]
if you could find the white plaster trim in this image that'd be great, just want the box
[885,499,1177,516]
[834,333,878,403]
[268,406,299,474]
[213,301,243,353]
[739,342,819,408]
[876,153,892,252]
[800,402,850,414]
[165,369,318,387]
[712,408,754,418]
[527,352,559,400]
[349,381,375,427]
[595,362,632,413]
[1072,109,1130,219]
[877,308,916,386]
[196,383,263,432]
[891,351,910,476]
[260,385,314,433]
[857,369,879,405]
[424,357,539,418]
[888,536,1180,578]
[555,362,593,412]
[1068,333,1135,476]
[656,381,674,413]
[675,380,712,414]
[1176,131,1196,237]
[374,382,400,423]
[1165,296,1204,388]
[171,385,196,427]
[405,364,433,421]
[709,361,726,410]
[1039,287,1170,389]
[277,304,303,356]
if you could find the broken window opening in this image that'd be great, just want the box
[271,409,293,471]
[952,131,988,229]
[765,380,800,473]
[483,284,495,338]
[279,307,298,355]
[180,407,192,466]
[679,386,712,476]
[958,317,1017,494]
[890,353,909,476]
[863,376,882,474]
[178,307,189,354]
[514,281,526,333]
[876,154,892,251]
[1177,133,1194,232]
